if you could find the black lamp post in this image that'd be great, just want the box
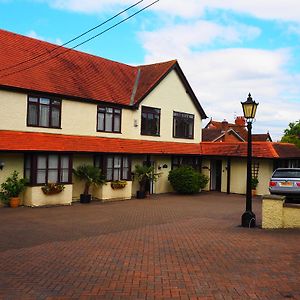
[241,93,259,228]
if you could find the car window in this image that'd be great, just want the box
[273,170,300,178]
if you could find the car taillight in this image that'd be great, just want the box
[269,181,277,187]
[296,182,300,187]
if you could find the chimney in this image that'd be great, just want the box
[221,119,228,131]
[235,116,246,127]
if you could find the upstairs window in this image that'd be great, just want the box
[25,154,72,185]
[173,111,194,139]
[27,96,61,128]
[141,106,160,136]
[95,155,131,181]
[97,105,121,133]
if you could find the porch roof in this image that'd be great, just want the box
[200,142,300,159]
[1,130,299,159]
[0,130,201,155]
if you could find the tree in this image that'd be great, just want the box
[281,120,300,148]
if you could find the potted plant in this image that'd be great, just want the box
[0,171,27,208]
[251,177,259,196]
[134,165,160,199]
[73,165,106,203]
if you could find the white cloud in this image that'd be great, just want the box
[42,0,300,23]
[140,21,261,57]
[26,30,62,45]
[44,0,136,13]
[26,30,45,41]
[141,26,298,140]
[153,0,300,22]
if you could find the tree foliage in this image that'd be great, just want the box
[281,120,300,148]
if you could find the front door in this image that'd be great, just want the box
[210,159,222,191]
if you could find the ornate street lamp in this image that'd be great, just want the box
[241,93,259,227]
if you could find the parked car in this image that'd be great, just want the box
[269,168,300,202]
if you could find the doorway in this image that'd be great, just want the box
[210,159,222,191]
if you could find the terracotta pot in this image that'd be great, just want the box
[251,189,257,197]
[10,197,20,208]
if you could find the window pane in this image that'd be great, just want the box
[28,103,38,125]
[61,170,69,182]
[51,107,60,127]
[48,169,58,183]
[113,168,121,180]
[122,167,129,180]
[107,157,113,168]
[61,156,69,168]
[48,155,58,168]
[123,157,128,168]
[105,113,113,131]
[25,168,31,181]
[39,105,50,127]
[52,100,60,106]
[97,112,104,131]
[37,170,46,184]
[40,98,50,105]
[29,97,38,103]
[37,156,47,169]
[106,168,113,181]
[114,156,121,168]
[114,114,120,132]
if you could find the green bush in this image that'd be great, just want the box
[168,166,209,194]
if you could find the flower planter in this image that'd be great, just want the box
[10,197,20,208]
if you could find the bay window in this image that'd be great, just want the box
[95,155,131,181]
[25,154,72,185]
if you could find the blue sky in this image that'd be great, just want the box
[1,0,300,140]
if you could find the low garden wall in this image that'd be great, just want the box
[262,194,300,229]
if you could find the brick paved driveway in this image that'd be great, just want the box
[0,192,299,300]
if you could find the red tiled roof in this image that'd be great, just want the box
[200,142,300,158]
[1,131,299,159]
[0,130,201,155]
[202,128,222,141]
[252,133,272,142]
[0,29,176,106]
[205,120,248,140]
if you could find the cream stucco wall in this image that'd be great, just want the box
[72,154,94,201]
[262,195,300,229]
[0,70,202,143]
[0,153,24,184]
[93,182,132,202]
[153,156,173,194]
[230,159,247,194]
[201,159,210,191]
[23,185,73,207]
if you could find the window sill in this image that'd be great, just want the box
[141,133,160,137]
[27,125,62,129]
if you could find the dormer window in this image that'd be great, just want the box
[27,95,61,128]
[173,111,194,139]
[141,106,161,136]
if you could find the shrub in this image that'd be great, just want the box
[168,166,209,194]
[0,171,27,205]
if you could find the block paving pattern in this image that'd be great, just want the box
[0,192,299,299]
